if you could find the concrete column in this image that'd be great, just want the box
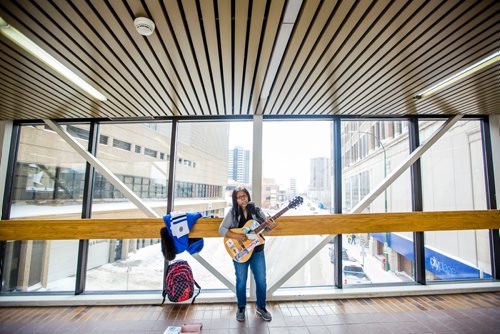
[121,239,130,260]
[3,241,15,289]
[370,237,378,255]
[130,239,137,253]
[250,115,263,299]
[109,240,117,262]
[40,240,51,288]
[252,115,263,204]
[388,248,398,272]
[17,240,33,291]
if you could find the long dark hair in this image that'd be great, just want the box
[231,187,253,218]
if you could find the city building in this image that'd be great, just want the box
[227,146,250,183]
[342,120,492,282]
[261,178,279,209]
[309,157,331,209]
[289,178,297,196]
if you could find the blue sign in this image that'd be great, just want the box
[371,233,491,280]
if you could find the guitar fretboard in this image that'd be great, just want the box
[253,205,291,234]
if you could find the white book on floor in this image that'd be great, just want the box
[163,326,181,334]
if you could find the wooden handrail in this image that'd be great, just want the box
[0,210,498,241]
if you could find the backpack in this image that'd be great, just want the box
[161,260,201,305]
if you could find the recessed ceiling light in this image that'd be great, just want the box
[415,51,500,100]
[0,16,107,102]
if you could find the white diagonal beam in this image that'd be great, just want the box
[351,114,463,213]
[191,253,235,292]
[268,115,463,294]
[267,234,336,294]
[44,119,159,218]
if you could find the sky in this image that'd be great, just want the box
[229,120,333,192]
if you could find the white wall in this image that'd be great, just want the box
[420,121,480,211]
[47,240,79,282]
[46,238,123,284]
[87,240,111,269]
[421,121,491,273]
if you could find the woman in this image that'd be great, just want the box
[219,187,277,322]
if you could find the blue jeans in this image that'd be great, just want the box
[233,250,267,309]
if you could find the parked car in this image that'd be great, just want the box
[343,262,366,278]
[343,261,371,284]
[344,273,372,285]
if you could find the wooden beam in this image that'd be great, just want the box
[0,210,499,241]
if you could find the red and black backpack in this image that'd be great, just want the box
[161,260,201,304]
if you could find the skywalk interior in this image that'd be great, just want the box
[0,1,499,333]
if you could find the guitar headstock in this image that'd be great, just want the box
[288,196,304,209]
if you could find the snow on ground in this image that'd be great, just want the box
[343,238,403,284]
[44,243,165,291]
[11,198,222,219]
[44,239,238,291]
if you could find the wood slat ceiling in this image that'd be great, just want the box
[0,0,498,120]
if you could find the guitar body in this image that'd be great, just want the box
[224,219,265,263]
[223,196,303,263]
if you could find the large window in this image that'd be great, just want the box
[420,120,491,281]
[86,122,171,291]
[262,121,334,287]
[172,121,252,288]
[341,120,414,285]
[1,117,495,296]
[3,124,90,292]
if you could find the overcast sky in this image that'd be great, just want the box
[229,121,332,192]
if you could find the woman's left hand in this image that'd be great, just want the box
[265,217,278,230]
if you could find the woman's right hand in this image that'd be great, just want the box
[226,231,247,242]
[234,234,247,242]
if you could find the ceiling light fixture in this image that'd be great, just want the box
[0,16,107,101]
[414,51,500,100]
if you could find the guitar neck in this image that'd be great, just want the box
[272,205,291,221]
[253,205,291,234]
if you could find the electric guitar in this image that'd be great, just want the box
[224,196,303,263]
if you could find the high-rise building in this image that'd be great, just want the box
[309,157,331,208]
[262,178,279,209]
[228,146,250,183]
[290,178,297,196]
[310,157,330,191]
